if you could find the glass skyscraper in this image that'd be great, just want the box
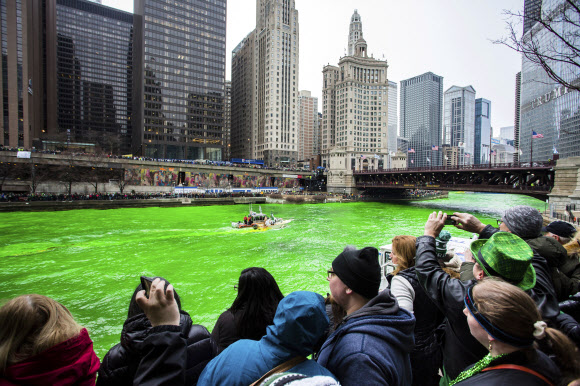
[53,0,133,154]
[400,72,443,168]
[474,98,491,165]
[519,0,580,162]
[134,0,226,160]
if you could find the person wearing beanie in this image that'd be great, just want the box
[417,211,578,385]
[316,246,415,386]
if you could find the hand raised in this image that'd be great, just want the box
[451,212,486,234]
[424,211,446,238]
[135,278,180,327]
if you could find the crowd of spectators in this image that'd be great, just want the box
[2,207,580,385]
[0,145,314,173]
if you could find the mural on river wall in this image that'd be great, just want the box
[124,168,300,189]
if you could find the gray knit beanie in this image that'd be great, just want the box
[502,205,543,239]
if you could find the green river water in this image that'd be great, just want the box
[0,192,545,359]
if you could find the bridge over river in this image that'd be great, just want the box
[354,162,555,200]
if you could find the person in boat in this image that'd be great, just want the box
[0,294,100,385]
[211,267,283,352]
[243,215,248,225]
[450,278,579,385]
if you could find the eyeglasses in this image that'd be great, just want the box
[327,270,336,280]
[496,219,503,226]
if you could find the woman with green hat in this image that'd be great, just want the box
[451,278,579,385]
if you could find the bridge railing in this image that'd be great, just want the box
[353,182,552,192]
[353,161,555,174]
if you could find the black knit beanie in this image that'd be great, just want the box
[502,205,543,239]
[332,247,381,300]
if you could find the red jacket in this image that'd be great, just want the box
[1,328,100,386]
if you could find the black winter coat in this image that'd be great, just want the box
[211,309,242,352]
[398,267,445,386]
[97,311,218,386]
[415,228,561,380]
[454,349,560,385]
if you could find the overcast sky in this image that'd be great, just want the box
[102,0,524,132]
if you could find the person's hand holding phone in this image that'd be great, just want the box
[136,278,180,327]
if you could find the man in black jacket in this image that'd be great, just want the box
[415,211,559,385]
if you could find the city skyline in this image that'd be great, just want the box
[103,0,524,132]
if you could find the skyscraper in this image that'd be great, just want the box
[230,32,255,160]
[224,80,231,160]
[474,98,491,165]
[297,90,318,161]
[231,0,299,167]
[519,0,580,162]
[1,0,134,153]
[133,0,227,160]
[52,0,134,154]
[400,72,443,168]
[1,0,30,148]
[443,85,476,166]
[387,80,398,155]
[514,71,521,162]
[321,10,389,171]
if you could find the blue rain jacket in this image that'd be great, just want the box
[198,291,337,386]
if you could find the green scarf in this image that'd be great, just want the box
[449,353,507,385]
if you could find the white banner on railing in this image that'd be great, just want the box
[17,151,31,159]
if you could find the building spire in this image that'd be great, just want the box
[348,10,363,56]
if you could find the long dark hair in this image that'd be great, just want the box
[229,267,283,340]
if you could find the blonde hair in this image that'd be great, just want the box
[0,295,83,373]
[391,235,417,276]
[563,230,580,255]
[473,279,579,376]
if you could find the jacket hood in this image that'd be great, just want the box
[262,291,329,357]
[526,236,567,267]
[2,328,99,386]
[122,311,192,354]
[326,290,415,355]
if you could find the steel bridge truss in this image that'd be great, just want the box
[353,163,555,200]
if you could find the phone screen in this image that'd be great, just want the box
[140,276,154,298]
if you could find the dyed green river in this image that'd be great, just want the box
[0,192,544,359]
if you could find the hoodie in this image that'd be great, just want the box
[198,291,337,386]
[316,290,416,386]
[0,328,99,386]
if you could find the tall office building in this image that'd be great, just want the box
[1,0,134,153]
[1,0,30,148]
[231,0,299,167]
[51,0,134,154]
[313,111,322,157]
[443,85,476,165]
[523,0,542,35]
[500,125,515,141]
[474,98,491,165]
[400,72,443,168]
[519,0,580,162]
[230,32,255,160]
[321,10,389,171]
[224,80,231,160]
[133,0,227,160]
[297,90,318,161]
[513,71,521,162]
[387,80,398,154]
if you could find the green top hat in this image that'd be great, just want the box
[470,232,536,291]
